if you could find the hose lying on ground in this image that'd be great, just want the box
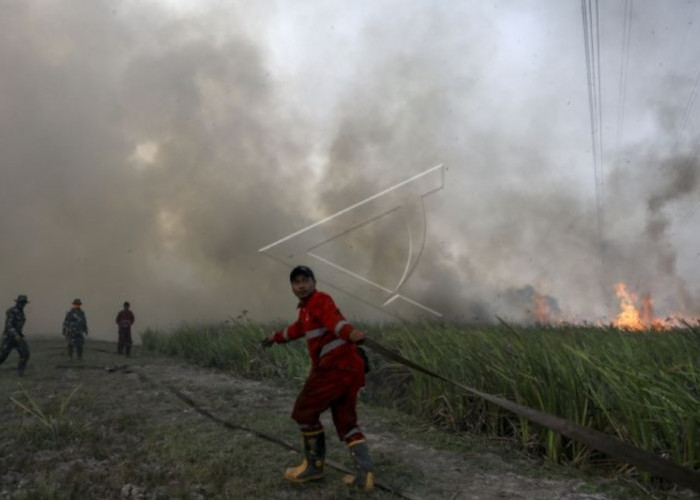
[57,362,420,499]
[65,334,700,495]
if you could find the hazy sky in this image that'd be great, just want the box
[1,0,699,340]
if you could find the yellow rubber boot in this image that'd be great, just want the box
[342,439,375,492]
[284,430,325,483]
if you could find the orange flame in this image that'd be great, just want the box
[640,293,664,330]
[613,283,644,330]
[534,293,550,325]
[613,283,664,330]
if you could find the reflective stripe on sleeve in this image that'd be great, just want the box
[282,327,289,341]
[305,327,326,339]
[334,320,350,336]
[319,338,346,357]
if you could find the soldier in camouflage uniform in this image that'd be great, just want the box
[0,295,31,376]
[62,298,88,360]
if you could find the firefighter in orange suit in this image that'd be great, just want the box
[262,265,374,491]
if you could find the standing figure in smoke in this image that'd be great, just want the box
[62,298,88,360]
[0,295,31,376]
[261,265,374,491]
[115,301,135,356]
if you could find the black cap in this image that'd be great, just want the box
[15,295,29,303]
[290,265,315,282]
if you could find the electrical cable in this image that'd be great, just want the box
[581,0,606,255]
[615,0,633,152]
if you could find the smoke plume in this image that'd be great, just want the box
[1,1,699,341]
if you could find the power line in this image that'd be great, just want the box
[680,133,700,224]
[581,0,605,253]
[670,2,699,153]
[678,68,700,140]
[615,0,633,152]
[676,3,700,225]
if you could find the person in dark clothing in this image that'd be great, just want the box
[262,266,374,491]
[62,298,88,360]
[0,295,30,376]
[115,301,135,356]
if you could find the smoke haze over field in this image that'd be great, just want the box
[1,0,700,341]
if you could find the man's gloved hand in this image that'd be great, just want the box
[261,335,275,348]
[348,330,366,344]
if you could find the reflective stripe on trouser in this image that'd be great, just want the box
[291,355,365,441]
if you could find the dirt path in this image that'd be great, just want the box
[0,339,661,499]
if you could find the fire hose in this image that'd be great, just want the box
[64,336,700,495]
[58,361,419,499]
[361,336,700,494]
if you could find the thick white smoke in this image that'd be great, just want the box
[0,1,698,340]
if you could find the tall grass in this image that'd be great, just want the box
[141,319,310,384]
[142,320,700,480]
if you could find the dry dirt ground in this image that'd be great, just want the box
[0,338,687,500]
